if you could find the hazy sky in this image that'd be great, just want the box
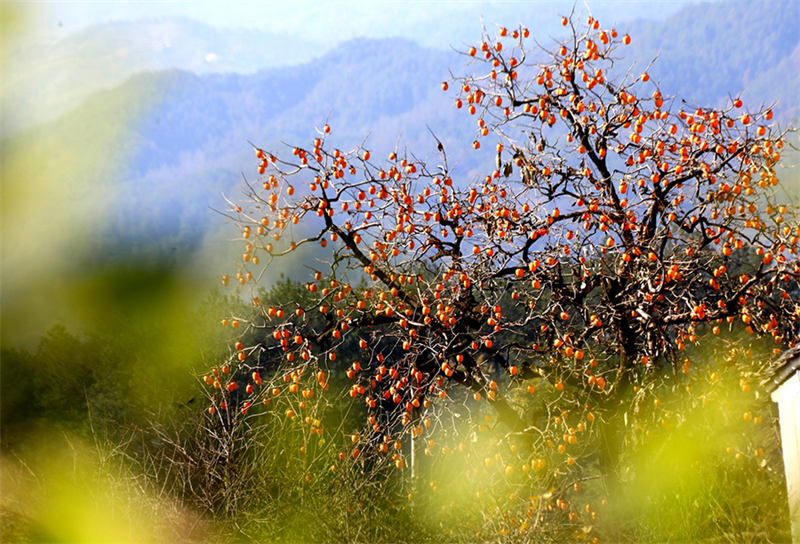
[16,0,701,48]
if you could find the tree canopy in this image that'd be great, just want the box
[205,12,799,540]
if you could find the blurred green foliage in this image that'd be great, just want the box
[1,272,232,447]
[0,272,793,543]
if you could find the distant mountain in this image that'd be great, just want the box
[2,37,470,267]
[2,0,798,345]
[2,1,710,135]
[2,17,325,132]
[6,0,799,255]
[627,0,800,122]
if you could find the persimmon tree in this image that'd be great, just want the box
[205,12,799,535]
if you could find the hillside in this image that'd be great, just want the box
[63,1,800,240]
[1,17,325,132]
[628,0,800,121]
[2,2,702,134]
[6,1,799,247]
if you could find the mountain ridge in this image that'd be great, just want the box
[2,0,798,345]
[6,1,798,255]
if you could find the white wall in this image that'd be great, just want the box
[772,370,800,543]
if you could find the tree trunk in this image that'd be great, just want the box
[594,366,635,542]
[597,405,624,490]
